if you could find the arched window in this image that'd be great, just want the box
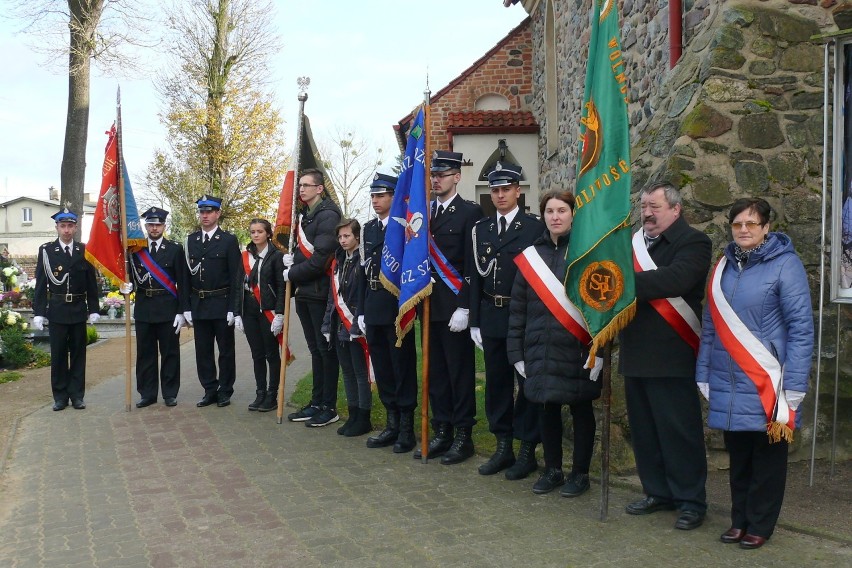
[474,94,510,111]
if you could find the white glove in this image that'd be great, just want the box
[173,314,185,334]
[183,311,193,325]
[271,314,284,335]
[88,313,100,324]
[785,390,806,411]
[119,282,133,294]
[448,307,469,332]
[357,315,366,334]
[589,356,603,382]
[282,253,295,267]
[32,316,45,331]
[234,315,244,332]
[470,327,483,350]
[227,312,235,326]
[514,360,526,378]
[698,382,710,401]
[282,268,290,282]
[323,332,331,343]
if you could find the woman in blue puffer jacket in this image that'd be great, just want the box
[696,197,813,550]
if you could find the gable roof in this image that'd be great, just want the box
[0,196,96,211]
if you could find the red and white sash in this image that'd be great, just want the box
[296,215,314,259]
[514,246,592,346]
[242,251,294,364]
[330,258,374,383]
[707,257,794,439]
[632,231,702,354]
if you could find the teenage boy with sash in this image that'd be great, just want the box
[469,161,544,479]
[32,208,101,411]
[618,182,711,531]
[125,207,189,408]
[414,150,483,464]
[356,174,419,453]
[185,195,243,408]
[283,168,342,427]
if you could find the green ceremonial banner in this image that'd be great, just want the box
[564,0,636,360]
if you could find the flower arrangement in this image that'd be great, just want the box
[0,308,27,333]
[103,292,126,309]
[1,265,20,291]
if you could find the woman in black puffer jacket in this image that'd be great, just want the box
[507,190,602,497]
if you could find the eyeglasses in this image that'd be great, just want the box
[430,173,456,180]
[298,183,321,189]
[730,221,764,230]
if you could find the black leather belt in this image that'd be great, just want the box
[192,287,229,298]
[48,292,85,303]
[484,292,511,308]
[142,288,169,297]
[368,280,382,291]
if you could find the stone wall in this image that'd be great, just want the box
[527,0,851,469]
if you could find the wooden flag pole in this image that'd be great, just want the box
[276,78,309,424]
[420,98,432,463]
[116,87,133,413]
[599,342,613,521]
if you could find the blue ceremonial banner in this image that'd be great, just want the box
[380,106,432,344]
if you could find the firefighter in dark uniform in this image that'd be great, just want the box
[414,150,483,465]
[470,161,544,479]
[32,208,100,411]
[356,173,419,453]
[126,207,189,408]
[184,195,243,408]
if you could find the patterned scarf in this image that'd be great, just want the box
[733,240,767,268]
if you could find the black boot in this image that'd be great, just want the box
[441,426,474,465]
[505,440,539,480]
[366,411,399,448]
[413,423,454,459]
[257,389,277,412]
[345,408,372,437]
[248,390,266,411]
[338,406,359,435]
[478,436,516,475]
[393,411,416,453]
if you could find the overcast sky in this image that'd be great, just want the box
[0,0,526,204]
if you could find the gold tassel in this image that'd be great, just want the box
[589,301,636,361]
[766,421,794,444]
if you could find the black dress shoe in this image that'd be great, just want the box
[52,400,68,411]
[478,438,516,476]
[164,398,177,407]
[720,527,746,544]
[739,534,767,549]
[71,399,86,410]
[196,393,217,407]
[674,509,705,530]
[136,398,156,408]
[625,496,676,515]
[216,396,231,407]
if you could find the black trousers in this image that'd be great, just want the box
[49,321,87,403]
[135,320,180,400]
[624,376,707,513]
[243,293,281,392]
[193,317,236,397]
[428,322,475,429]
[366,323,417,413]
[724,430,788,539]
[336,339,371,410]
[540,401,595,472]
[482,336,539,442]
[295,299,339,409]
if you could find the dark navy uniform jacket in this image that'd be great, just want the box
[185,227,242,319]
[33,240,99,324]
[469,211,544,339]
[130,238,190,323]
[428,196,483,322]
[356,217,398,327]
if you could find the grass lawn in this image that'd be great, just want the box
[288,324,497,455]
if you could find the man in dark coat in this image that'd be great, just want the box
[32,208,100,411]
[414,150,483,465]
[283,168,342,427]
[184,195,243,408]
[126,207,189,408]
[618,182,711,531]
[356,173,419,453]
[470,160,544,479]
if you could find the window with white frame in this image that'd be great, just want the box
[22,207,33,224]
